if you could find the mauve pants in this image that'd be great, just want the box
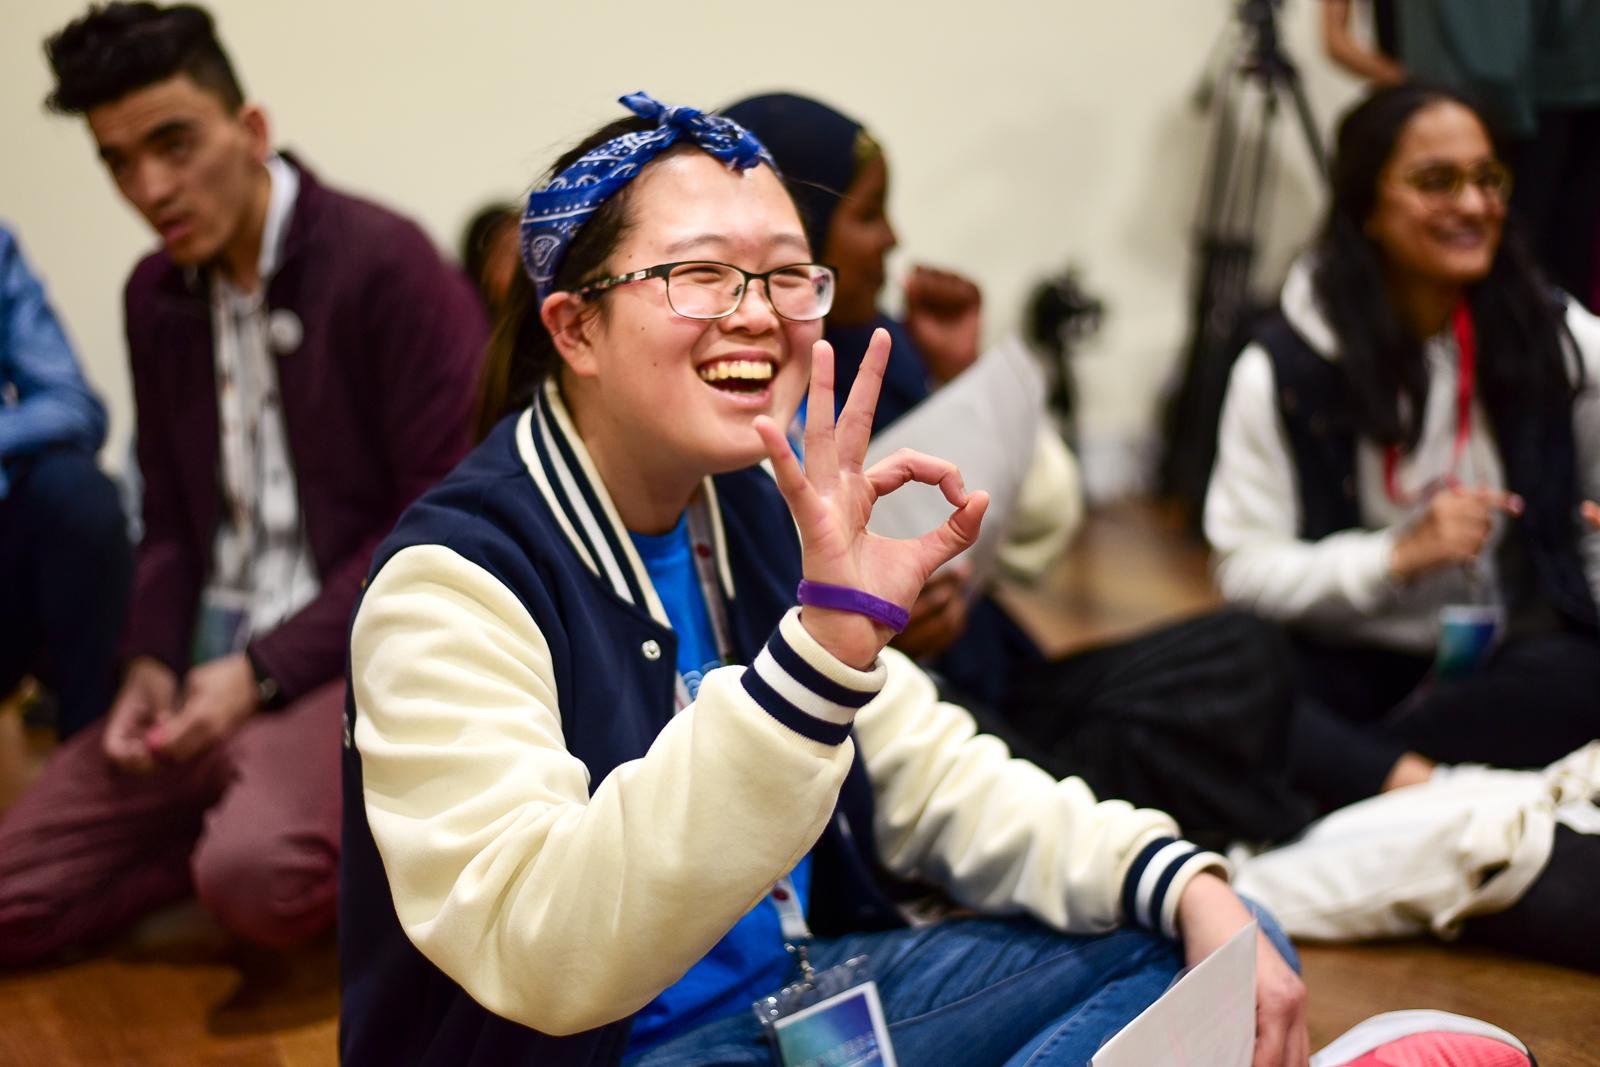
[0,679,343,967]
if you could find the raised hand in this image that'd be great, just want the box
[1584,500,1600,532]
[754,328,987,668]
[903,265,983,385]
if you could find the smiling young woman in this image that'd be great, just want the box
[341,92,1305,1067]
[1206,83,1600,815]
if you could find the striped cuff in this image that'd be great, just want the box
[1120,837,1231,939]
[740,608,887,745]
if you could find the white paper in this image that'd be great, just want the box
[1092,920,1258,1067]
[863,334,1045,587]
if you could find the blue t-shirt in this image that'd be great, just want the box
[626,513,813,1052]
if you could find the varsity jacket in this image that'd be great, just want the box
[1205,257,1600,652]
[340,379,1223,1066]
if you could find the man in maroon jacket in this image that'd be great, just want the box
[0,2,487,964]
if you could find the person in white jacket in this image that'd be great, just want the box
[1206,83,1600,810]
[339,93,1307,1067]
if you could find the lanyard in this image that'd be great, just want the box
[671,497,813,947]
[1384,301,1476,507]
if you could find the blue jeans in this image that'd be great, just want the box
[626,904,1296,1067]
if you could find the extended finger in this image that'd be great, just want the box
[803,340,839,485]
[835,328,892,471]
[754,416,829,530]
[1471,486,1524,516]
[865,448,968,506]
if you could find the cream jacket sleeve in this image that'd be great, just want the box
[854,647,1223,938]
[350,545,880,1036]
[352,546,1223,1037]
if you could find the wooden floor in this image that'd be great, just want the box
[1,500,1596,1065]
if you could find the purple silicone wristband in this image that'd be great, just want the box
[796,580,911,633]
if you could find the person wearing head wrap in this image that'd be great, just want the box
[725,93,1321,854]
[341,91,1306,1067]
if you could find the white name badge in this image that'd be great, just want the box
[753,954,897,1067]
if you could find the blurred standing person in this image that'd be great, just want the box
[1323,0,1405,88]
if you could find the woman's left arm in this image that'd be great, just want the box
[853,656,1307,1066]
[853,651,1225,937]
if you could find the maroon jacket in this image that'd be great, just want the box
[121,157,488,703]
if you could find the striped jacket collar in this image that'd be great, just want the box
[516,378,737,629]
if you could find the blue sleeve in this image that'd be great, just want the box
[0,227,109,485]
[823,314,934,432]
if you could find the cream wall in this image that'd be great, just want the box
[0,0,1365,489]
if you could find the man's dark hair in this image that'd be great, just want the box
[44,3,244,115]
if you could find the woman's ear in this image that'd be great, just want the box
[541,291,599,378]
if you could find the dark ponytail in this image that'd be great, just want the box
[472,115,654,440]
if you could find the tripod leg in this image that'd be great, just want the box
[1286,69,1329,177]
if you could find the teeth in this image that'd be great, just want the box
[698,360,774,383]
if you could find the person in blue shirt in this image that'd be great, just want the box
[0,223,132,737]
[339,92,1307,1067]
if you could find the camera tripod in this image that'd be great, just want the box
[1160,0,1327,527]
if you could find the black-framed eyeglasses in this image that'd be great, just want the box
[574,260,837,322]
[1401,159,1513,205]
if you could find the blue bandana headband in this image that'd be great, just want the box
[519,91,779,305]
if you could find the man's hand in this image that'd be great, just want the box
[103,656,180,774]
[903,266,982,385]
[1583,500,1600,532]
[1390,485,1523,581]
[146,652,260,763]
[891,565,972,660]
[1177,872,1309,1067]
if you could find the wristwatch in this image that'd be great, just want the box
[245,646,283,709]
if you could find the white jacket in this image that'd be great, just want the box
[1204,256,1600,652]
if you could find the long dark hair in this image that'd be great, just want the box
[1313,83,1577,452]
[473,116,653,440]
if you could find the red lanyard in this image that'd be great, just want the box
[1384,301,1476,506]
